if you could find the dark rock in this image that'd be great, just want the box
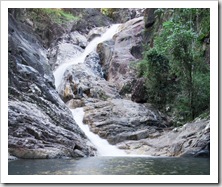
[112,8,145,23]
[144,9,156,29]
[194,149,209,158]
[8,11,96,159]
[194,141,210,157]
[131,78,147,103]
[85,52,103,78]
[143,8,157,48]
[70,8,113,35]
[30,9,67,48]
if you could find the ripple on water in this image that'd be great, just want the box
[8,156,210,175]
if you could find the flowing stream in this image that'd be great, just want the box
[53,24,120,89]
[53,24,127,156]
[8,23,210,176]
[71,108,126,156]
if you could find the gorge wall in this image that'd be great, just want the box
[8,10,96,159]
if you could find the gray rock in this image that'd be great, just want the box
[48,43,83,71]
[87,26,107,42]
[97,17,145,95]
[97,40,115,80]
[69,8,113,35]
[83,99,168,144]
[8,12,96,159]
[112,8,145,23]
[48,31,88,71]
[117,119,210,157]
[57,52,121,104]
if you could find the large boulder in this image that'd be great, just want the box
[112,8,145,23]
[8,11,96,159]
[57,52,121,105]
[97,40,115,80]
[47,31,87,71]
[117,119,210,157]
[83,99,170,145]
[97,17,145,96]
[69,8,113,35]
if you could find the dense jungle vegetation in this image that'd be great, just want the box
[137,8,210,123]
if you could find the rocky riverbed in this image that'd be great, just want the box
[8,8,210,159]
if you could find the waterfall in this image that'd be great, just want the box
[53,24,121,89]
[53,24,127,156]
[71,108,126,156]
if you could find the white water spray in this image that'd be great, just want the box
[53,24,120,89]
[71,108,126,156]
[53,24,127,156]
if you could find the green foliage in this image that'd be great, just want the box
[30,8,79,25]
[138,48,172,109]
[100,8,117,18]
[138,8,210,123]
[192,70,210,116]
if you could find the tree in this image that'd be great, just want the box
[138,8,210,122]
[138,48,171,110]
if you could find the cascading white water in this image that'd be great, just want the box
[53,24,121,89]
[71,108,126,156]
[53,24,127,156]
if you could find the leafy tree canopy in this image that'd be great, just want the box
[138,8,210,123]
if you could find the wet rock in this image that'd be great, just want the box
[57,55,121,103]
[143,8,157,48]
[97,40,115,80]
[87,27,107,42]
[117,119,210,157]
[8,153,18,160]
[85,52,104,78]
[48,31,87,71]
[97,17,145,94]
[131,78,147,103]
[8,12,96,159]
[69,8,113,35]
[48,43,83,71]
[83,99,169,144]
[144,8,156,29]
[112,8,145,23]
[70,31,88,48]
[66,99,85,109]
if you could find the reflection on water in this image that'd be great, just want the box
[8,156,210,175]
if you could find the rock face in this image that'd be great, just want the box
[8,8,209,159]
[47,31,87,71]
[69,8,113,35]
[112,8,145,23]
[83,99,169,145]
[57,52,121,105]
[117,119,210,157]
[97,40,115,80]
[8,12,96,159]
[131,78,147,103]
[97,17,145,96]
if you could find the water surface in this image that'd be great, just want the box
[9,156,209,175]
